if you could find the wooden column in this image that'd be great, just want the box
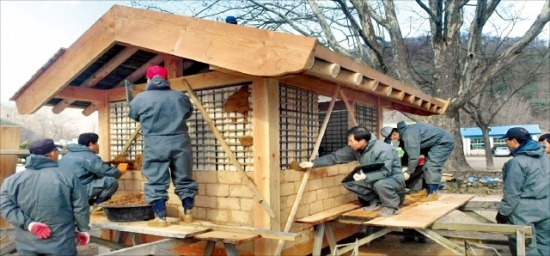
[251,78,281,255]
[97,94,111,160]
[0,126,21,228]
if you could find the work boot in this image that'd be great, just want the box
[362,199,381,211]
[377,207,400,217]
[420,184,439,202]
[182,197,194,223]
[409,189,427,199]
[148,200,168,227]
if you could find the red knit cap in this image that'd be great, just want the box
[146,66,168,79]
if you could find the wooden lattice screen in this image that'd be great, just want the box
[188,84,254,172]
[279,84,319,169]
[318,101,378,156]
[109,101,143,160]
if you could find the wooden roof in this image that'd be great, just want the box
[11,5,448,116]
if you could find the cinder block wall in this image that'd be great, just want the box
[281,162,357,246]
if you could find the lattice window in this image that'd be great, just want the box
[109,101,143,160]
[318,101,378,156]
[188,84,254,172]
[355,103,378,134]
[279,84,319,169]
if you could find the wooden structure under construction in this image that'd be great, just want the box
[9,5,453,255]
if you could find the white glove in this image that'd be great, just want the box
[299,161,314,169]
[353,170,367,181]
[402,167,410,181]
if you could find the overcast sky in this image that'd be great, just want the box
[1,0,548,106]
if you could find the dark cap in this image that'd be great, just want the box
[501,127,531,140]
[29,139,62,155]
[225,16,237,24]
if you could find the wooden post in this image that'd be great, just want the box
[97,94,111,160]
[252,78,281,255]
[275,86,340,255]
[0,126,21,228]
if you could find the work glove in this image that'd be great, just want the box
[28,222,51,239]
[353,170,367,181]
[495,213,509,224]
[76,231,90,246]
[118,163,128,175]
[299,161,314,169]
[402,167,410,181]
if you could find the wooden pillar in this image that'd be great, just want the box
[97,94,111,160]
[0,126,21,228]
[251,78,281,255]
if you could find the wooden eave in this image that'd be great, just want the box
[11,4,447,117]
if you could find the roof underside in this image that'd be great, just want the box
[12,4,448,116]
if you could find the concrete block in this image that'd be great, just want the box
[285,195,297,208]
[315,189,329,200]
[306,179,323,191]
[206,183,229,197]
[207,209,229,223]
[218,171,242,184]
[301,191,317,204]
[323,198,336,210]
[124,180,142,191]
[194,195,216,208]
[329,186,341,197]
[196,171,218,183]
[280,183,294,196]
[240,198,255,211]
[196,207,207,219]
[309,201,323,214]
[282,170,301,182]
[217,198,241,210]
[229,185,253,198]
[295,204,310,219]
[229,210,251,225]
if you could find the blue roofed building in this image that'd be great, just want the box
[460,124,542,156]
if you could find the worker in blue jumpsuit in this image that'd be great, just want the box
[301,126,406,217]
[497,127,549,256]
[59,133,127,206]
[395,121,455,201]
[0,139,90,255]
[129,65,198,226]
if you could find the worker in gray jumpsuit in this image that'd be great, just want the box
[60,133,126,206]
[497,127,549,256]
[0,139,90,255]
[395,121,455,201]
[301,126,406,217]
[129,65,198,226]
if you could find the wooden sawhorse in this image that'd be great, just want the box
[194,231,260,256]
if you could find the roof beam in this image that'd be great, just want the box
[304,60,340,78]
[14,8,119,114]
[111,5,317,77]
[52,47,139,114]
[108,71,252,102]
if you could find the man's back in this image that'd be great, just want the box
[129,77,193,136]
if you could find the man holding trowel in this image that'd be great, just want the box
[60,132,127,207]
[129,65,197,227]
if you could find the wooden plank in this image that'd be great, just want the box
[108,71,252,102]
[97,238,193,256]
[91,216,209,239]
[185,221,297,241]
[416,228,465,255]
[251,78,281,255]
[459,195,501,211]
[97,97,111,161]
[342,194,474,228]
[112,5,317,77]
[296,201,362,225]
[181,79,275,218]
[339,89,357,126]
[431,222,532,238]
[57,86,107,103]
[82,103,98,116]
[194,231,260,245]
[305,60,340,78]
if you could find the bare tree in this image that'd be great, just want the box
[132,0,550,171]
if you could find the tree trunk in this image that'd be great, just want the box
[428,111,474,172]
[481,126,495,170]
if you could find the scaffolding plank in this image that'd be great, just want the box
[91,216,210,239]
[342,194,474,229]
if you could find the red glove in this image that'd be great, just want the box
[76,231,90,246]
[28,222,51,239]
